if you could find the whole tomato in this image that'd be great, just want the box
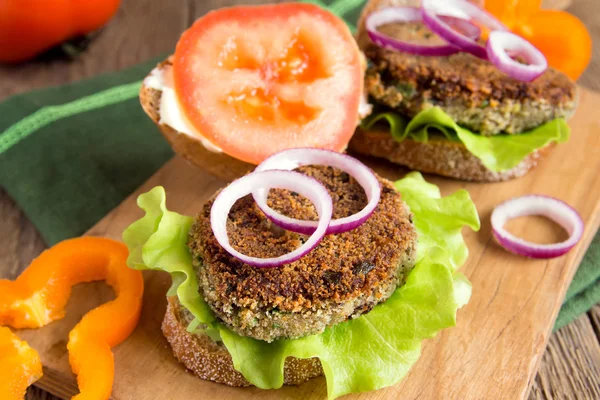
[0,0,121,63]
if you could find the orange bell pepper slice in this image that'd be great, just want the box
[0,237,144,400]
[484,0,592,80]
[0,327,43,400]
[484,0,542,27]
[0,0,122,63]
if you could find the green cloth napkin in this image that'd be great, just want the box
[0,0,597,332]
[0,56,173,243]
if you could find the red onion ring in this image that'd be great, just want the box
[486,31,548,82]
[211,170,333,268]
[421,0,508,59]
[365,7,481,57]
[254,148,381,235]
[491,195,584,259]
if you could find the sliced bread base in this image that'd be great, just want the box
[348,128,554,182]
[139,64,254,182]
[162,296,324,387]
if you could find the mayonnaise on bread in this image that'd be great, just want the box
[144,64,372,155]
[144,65,223,153]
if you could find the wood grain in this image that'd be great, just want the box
[530,314,600,399]
[0,0,597,399]
[0,188,54,400]
[567,0,600,91]
[543,0,573,9]
[590,305,600,343]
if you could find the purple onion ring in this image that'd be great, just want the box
[491,195,584,259]
[211,170,332,268]
[486,30,547,82]
[365,6,481,57]
[253,148,381,235]
[421,0,508,59]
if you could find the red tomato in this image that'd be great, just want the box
[173,3,363,164]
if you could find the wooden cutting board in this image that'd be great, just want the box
[12,87,600,400]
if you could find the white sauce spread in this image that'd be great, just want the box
[143,66,223,153]
[143,65,373,154]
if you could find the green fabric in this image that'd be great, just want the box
[0,57,173,245]
[0,1,596,335]
[554,233,600,330]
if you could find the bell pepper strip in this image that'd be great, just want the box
[484,0,542,27]
[483,0,592,80]
[0,237,144,400]
[0,327,43,400]
[0,0,122,63]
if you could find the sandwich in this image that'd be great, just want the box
[139,3,371,182]
[123,147,480,398]
[130,6,480,397]
[140,1,577,184]
[349,0,577,182]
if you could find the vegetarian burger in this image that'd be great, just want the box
[169,162,417,383]
[127,4,480,398]
[349,0,577,182]
[189,165,417,343]
[123,148,480,399]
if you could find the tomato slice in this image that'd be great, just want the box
[173,3,363,164]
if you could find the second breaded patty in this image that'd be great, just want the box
[188,165,417,342]
[364,22,577,135]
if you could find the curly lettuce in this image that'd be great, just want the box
[122,187,216,333]
[122,172,480,399]
[362,107,569,172]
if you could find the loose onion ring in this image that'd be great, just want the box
[210,170,333,268]
[253,148,381,235]
[491,195,584,259]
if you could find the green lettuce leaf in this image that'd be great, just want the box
[122,186,216,332]
[395,172,480,269]
[361,107,570,172]
[122,173,480,399]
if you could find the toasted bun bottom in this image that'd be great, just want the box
[139,68,254,182]
[162,296,323,387]
[348,128,554,182]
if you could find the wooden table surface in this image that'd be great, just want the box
[0,1,598,399]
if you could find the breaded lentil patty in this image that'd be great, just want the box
[188,165,417,342]
[364,22,577,135]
